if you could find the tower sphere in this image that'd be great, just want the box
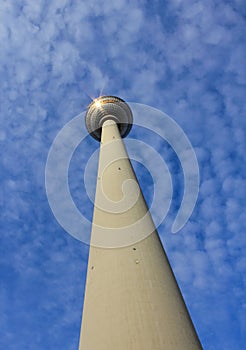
[85,96,133,141]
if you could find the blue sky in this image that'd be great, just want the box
[0,1,245,349]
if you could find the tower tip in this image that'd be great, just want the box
[85,96,133,141]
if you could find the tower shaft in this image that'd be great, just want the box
[79,120,202,349]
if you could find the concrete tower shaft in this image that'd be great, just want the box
[79,97,202,349]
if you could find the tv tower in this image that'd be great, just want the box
[78,96,202,349]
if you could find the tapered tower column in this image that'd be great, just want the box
[79,96,202,349]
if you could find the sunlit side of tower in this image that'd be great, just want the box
[78,96,202,349]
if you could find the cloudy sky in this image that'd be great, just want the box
[1,1,245,349]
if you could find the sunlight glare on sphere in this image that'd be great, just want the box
[94,99,101,108]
